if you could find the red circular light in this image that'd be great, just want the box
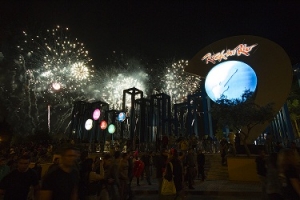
[100,120,107,130]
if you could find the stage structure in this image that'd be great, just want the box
[70,101,109,145]
[174,102,188,137]
[150,93,172,142]
[69,87,209,151]
[121,87,143,142]
[135,98,151,143]
[187,93,205,137]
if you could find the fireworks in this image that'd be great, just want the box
[89,54,149,110]
[102,72,148,109]
[17,25,93,95]
[0,26,203,136]
[0,25,94,135]
[162,60,201,104]
[71,62,90,80]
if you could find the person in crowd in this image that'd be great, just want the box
[103,153,119,200]
[180,139,189,153]
[132,153,144,186]
[141,151,152,185]
[127,151,134,200]
[80,158,104,200]
[155,149,168,191]
[278,148,300,199]
[92,156,100,174]
[186,148,196,189]
[266,152,283,200]
[290,142,300,162]
[6,154,18,171]
[0,157,10,182]
[255,149,268,200]
[119,152,129,200]
[47,157,59,174]
[0,155,40,200]
[220,137,228,165]
[197,149,206,181]
[32,161,43,181]
[39,146,80,200]
[112,151,121,188]
[275,142,283,153]
[164,149,184,199]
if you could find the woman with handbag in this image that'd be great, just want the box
[162,149,184,199]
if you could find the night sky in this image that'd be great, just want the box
[1,0,300,66]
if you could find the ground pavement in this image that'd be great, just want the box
[131,177,261,197]
[131,153,262,198]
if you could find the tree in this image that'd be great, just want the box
[210,90,274,156]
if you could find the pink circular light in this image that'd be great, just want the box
[93,109,101,120]
[100,120,107,130]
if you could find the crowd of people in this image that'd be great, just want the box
[0,136,299,199]
[0,142,207,200]
[255,142,300,200]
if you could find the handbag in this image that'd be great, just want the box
[161,162,176,195]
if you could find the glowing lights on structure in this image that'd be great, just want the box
[85,119,93,130]
[100,120,108,130]
[108,124,116,134]
[93,109,101,120]
[117,112,126,122]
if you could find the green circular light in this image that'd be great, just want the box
[108,124,116,134]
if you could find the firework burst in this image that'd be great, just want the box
[17,25,93,97]
[88,53,149,109]
[162,60,201,104]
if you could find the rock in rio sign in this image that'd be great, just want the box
[201,44,257,64]
[184,35,292,143]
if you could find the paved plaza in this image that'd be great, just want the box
[130,153,262,199]
[131,177,261,197]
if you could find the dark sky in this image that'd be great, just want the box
[1,0,300,66]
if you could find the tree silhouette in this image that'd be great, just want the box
[210,90,274,156]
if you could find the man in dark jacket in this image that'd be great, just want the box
[155,149,168,191]
[186,148,196,189]
[141,151,152,185]
[255,149,267,200]
[197,150,206,181]
[165,149,184,199]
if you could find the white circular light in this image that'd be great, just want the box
[85,119,93,130]
[52,82,61,90]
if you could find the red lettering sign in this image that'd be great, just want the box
[201,44,258,64]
